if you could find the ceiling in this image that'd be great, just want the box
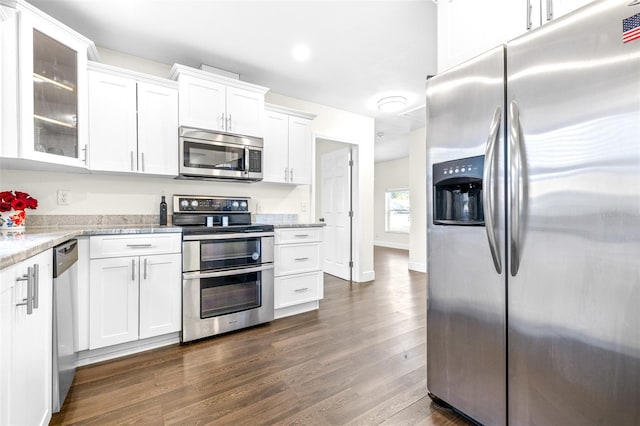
[26,0,437,162]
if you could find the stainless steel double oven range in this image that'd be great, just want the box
[173,195,274,343]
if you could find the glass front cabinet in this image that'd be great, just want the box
[1,1,98,168]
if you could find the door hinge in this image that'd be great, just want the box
[348,211,354,217]
[348,159,354,167]
[348,261,354,268]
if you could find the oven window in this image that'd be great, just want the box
[200,238,261,270]
[201,271,261,318]
[184,140,245,170]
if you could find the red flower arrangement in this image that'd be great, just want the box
[0,191,37,228]
[0,191,38,212]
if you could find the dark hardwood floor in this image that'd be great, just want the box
[51,247,470,425]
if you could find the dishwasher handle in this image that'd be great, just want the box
[54,239,79,278]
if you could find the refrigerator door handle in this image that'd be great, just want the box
[509,101,524,277]
[483,106,502,274]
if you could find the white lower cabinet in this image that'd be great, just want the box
[0,249,53,426]
[88,234,181,350]
[274,227,324,319]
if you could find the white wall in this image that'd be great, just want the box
[0,168,310,219]
[409,127,427,272]
[374,157,410,250]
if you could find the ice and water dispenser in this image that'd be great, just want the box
[432,155,485,226]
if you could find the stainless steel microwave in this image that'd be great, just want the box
[178,127,263,182]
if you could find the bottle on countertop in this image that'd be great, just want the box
[159,195,168,226]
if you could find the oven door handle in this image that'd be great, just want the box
[183,264,274,280]
[183,232,275,241]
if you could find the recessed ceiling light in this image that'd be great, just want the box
[292,44,311,62]
[377,96,407,113]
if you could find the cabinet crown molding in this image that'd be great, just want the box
[0,0,99,60]
[88,61,178,89]
[169,63,269,94]
[265,103,317,121]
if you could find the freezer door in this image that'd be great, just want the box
[426,46,506,425]
[506,1,640,424]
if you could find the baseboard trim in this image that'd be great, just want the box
[408,262,427,273]
[356,270,375,282]
[374,240,410,250]
[77,332,180,366]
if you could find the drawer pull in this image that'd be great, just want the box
[294,234,310,238]
[294,287,310,293]
[294,257,310,261]
[126,244,153,248]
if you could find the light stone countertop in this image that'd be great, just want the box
[0,219,324,270]
[0,225,182,271]
[272,223,326,228]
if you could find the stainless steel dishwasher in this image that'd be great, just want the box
[52,239,78,413]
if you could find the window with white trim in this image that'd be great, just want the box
[385,189,410,233]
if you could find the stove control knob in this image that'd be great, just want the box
[180,199,189,210]
[190,200,199,209]
[240,201,248,209]
[232,201,239,209]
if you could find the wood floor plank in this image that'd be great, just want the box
[51,247,471,426]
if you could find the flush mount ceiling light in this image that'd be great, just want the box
[292,44,311,62]
[377,96,407,113]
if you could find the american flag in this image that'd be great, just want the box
[623,13,640,44]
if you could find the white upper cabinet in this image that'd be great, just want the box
[437,0,594,73]
[541,0,593,23]
[263,104,315,185]
[177,75,226,131]
[170,64,268,138]
[88,70,137,173]
[263,110,291,183]
[88,62,178,176]
[437,0,524,73]
[0,0,98,168]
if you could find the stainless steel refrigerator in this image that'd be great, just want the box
[425,1,640,425]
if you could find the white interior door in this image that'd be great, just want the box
[320,147,351,280]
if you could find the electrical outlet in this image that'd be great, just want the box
[57,190,70,206]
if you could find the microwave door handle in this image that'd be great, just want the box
[244,147,249,174]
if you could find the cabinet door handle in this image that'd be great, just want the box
[526,0,532,30]
[227,114,232,131]
[81,144,88,164]
[219,113,225,130]
[546,0,553,21]
[294,287,310,293]
[32,264,39,309]
[126,244,153,248]
[294,257,310,261]
[290,168,294,182]
[141,152,145,172]
[143,258,148,280]
[131,259,136,281]
[15,270,33,315]
[284,168,289,181]
[130,151,135,171]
